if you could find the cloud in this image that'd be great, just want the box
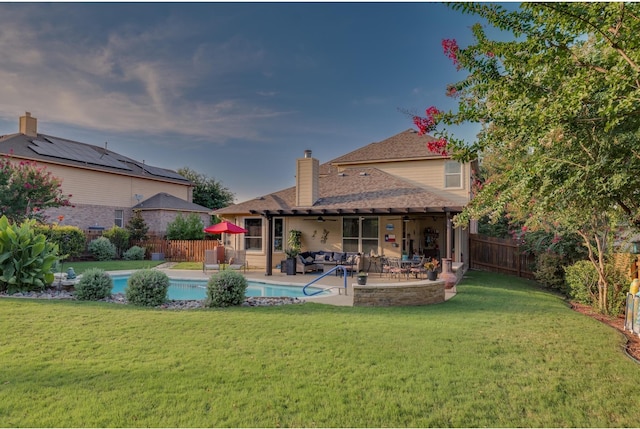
[0,4,287,142]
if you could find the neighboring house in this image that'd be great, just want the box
[0,112,211,233]
[215,129,477,274]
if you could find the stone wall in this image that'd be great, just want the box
[353,280,446,307]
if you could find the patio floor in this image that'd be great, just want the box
[155,263,457,307]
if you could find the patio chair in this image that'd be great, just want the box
[228,250,247,273]
[409,256,427,279]
[203,249,221,272]
[388,257,409,280]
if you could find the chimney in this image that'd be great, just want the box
[296,149,319,207]
[19,112,37,137]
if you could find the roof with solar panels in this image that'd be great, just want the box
[0,113,190,185]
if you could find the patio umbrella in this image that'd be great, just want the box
[204,221,248,234]
[204,221,248,256]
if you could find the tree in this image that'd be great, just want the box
[0,155,71,223]
[166,213,205,240]
[177,167,235,210]
[126,210,149,242]
[415,2,640,314]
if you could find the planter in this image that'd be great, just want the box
[286,258,297,275]
[427,270,438,281]
[357,275,368,285]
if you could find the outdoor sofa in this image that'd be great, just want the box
[296,251,362,276]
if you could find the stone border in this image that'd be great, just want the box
[353,280,446,307]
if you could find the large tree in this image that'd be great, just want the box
[177,167,235,210]
[417,2,640,313]
[0,155,71,223]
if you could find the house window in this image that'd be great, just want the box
[273,218,284,252]
[114,210,124,227]
[445,161,462,188]
[244,218,263,251]
[342,216,379,254]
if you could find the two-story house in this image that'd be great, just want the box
[0,112,211,233]
[214,129,475,274]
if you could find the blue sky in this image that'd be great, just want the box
[0,2,504,203]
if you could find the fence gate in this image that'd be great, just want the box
[469,234,535,279]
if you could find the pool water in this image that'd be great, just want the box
[110,276,326,300]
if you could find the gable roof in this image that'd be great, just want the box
[133,193,212,213]
[215,128,465,217]
[327,128,445,166]
[0,132,190,185]
[216,164,465,217]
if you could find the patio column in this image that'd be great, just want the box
[446,212,453,260]
[265,215,273,276]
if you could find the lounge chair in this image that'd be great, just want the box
[228,250,247,273]
[203,249,222,272]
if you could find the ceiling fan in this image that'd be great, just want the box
[304,216,337,222]
[389,215,412,222]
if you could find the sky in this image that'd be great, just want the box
[0,1,507,204]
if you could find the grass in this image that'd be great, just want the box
[60,260,165,274]
[1,271,639,427]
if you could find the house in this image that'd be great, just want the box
[214,129,477,274]
[0,112,211,233]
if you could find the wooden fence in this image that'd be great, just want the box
[82,230,219,263]
[469,234,536,279]
[131,238,219,262]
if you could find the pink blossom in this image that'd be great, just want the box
[442,39,460,69]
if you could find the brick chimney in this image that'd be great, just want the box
[19,112,37,137]
[296,149,319,207]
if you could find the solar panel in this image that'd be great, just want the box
[28,138,132,171]
[134,162,187,181]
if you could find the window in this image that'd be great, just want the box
[114,210,124,227]
[273,218,283,252]
[244,218,263,251]
[342,217,378,254]
[445,161,462,188]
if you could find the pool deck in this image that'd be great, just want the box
[148,263,457,307]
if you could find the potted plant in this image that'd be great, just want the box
[357,271,368,285]
[424,258,440,281]
[285,230,302,275]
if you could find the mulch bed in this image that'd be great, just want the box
[570,301,640,362]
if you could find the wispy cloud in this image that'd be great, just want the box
[0,4,287,142]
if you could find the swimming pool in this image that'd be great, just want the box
[110,275,327,300]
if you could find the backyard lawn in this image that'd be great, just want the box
[1,271,639,427]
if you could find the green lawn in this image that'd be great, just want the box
[1,271,638,427]
[61,260,165,274]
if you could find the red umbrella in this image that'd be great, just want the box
[204,221,248,234]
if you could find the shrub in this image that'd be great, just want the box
[0,215,58,293]
[88,236,116,261]
[206,270,248,307]
[125,269,169,307]
[103,226,130,258]
[565,259,629,316]
[35,225,86,260]
[126,210,149,242]
[123,246,145,261]
[534,252,568,293]
[74,268,113,301]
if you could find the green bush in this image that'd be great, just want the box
[103,226,130,258]
[125,269,169,307]
[565,259,629,315]
[74,268,113,301]
[533,252,568,293]
[0,216,58,293]
[206,270,248,307]
[123,246,145,261]
[35,225,86,260]
[126,210,149,242]
[88,236,116,261]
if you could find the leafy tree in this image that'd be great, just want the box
[415,3,640,314]
[166,213,205,240]
[177,167,234,210]
[0,155,71,223]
